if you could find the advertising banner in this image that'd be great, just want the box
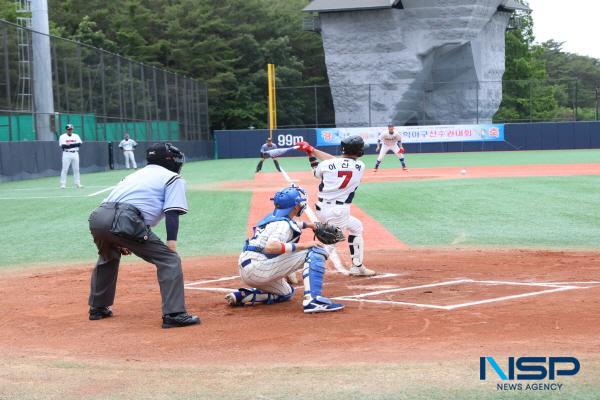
[316,124,504,146]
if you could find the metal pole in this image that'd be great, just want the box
[63,58,69,112]
[368,84,372,127]
[100,52,107,141]
[163,70,171,140]
[174,74,180,140]
[52,41,60,112]
[596,85,598,121]
[129,61,135,135]
[204,84,210,140]
[3,27,11,108]
[196,80,202,140]
[183,78,188,140]
[31,0,55,140]
[574,79,578,121]
[117,56,124,137]
[77,46,84,126]
[529,80,533,122]
[152,67,159,138]
[476,81,480,124]
[314,84,318,128]
[140,64,149,140]
[191,80,197,140]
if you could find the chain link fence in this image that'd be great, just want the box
[276,78,600,129]
[0,19,209,142]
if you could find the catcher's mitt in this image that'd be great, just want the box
[314,222,345,245]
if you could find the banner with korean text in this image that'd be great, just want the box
[316,124,504,146]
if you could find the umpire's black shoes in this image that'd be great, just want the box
[162,312,201,329]
[89,306,113,320]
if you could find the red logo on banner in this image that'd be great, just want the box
[322,131,333,141]
[489,127,499,137]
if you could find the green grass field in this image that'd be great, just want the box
[1,149,600,267]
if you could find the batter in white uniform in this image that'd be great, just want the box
[118,133,138,169]
[374,124,408,172]
[59,124,83,188]
[225,185,344,313]
[296,136,376,276]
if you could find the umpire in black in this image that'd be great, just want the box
[87,143,200,328]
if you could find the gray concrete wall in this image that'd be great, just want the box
[319,0,511,126]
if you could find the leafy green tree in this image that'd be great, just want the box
[495,7,560,122]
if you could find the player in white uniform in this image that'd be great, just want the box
[58,124,83,188]
[118,133,138,169]
[374,124,408,172]
[297,136,377,276]
[225,185,344,313]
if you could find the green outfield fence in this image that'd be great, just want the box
[0,112,180,141]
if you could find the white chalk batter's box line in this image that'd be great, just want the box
[184,273,402,293]
[332,279,595,310]
[184,276,599,310]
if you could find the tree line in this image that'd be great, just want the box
[1,0,599,130]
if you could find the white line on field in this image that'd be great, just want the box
[540,281,600,285]
[444,286,582,310]
[12,185,108,191]
[333,297,450,310]
[0,195,84,200]
[474,280,577,289]
[338,279,473,299]
[279,166,349,275]
[185,287,235,293]
[332,278,587,310]
[88,186,115,197]
[185,275,240,286]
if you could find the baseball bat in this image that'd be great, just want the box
[265,146,299,158]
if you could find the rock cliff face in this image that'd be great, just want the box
[318,0,511,126]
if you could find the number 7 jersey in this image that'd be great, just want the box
[314,158,365,203]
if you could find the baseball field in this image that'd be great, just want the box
[1,149,600,399]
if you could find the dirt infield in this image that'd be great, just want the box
[0,249,599,366]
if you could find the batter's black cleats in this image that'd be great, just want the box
[89,306,113,320]
[162,312,201,329]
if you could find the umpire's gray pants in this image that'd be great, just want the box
[88,205,186,315]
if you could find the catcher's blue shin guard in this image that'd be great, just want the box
[226,287,294,306]
[302,247,328,298]
[302,247,344,313]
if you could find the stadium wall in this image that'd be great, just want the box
[214,122,600,159]
[0,140,213,182]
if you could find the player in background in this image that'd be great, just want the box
[296,136,377,277]
[59,123,83,188]
[255,138,282,173]
[374,123,408,172]
[118,133,138,169]
[225,185,344,313]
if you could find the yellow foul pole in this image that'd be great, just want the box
[267,63,277,140]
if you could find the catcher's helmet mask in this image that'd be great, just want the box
[147,142,185,173]
[341,135,365,157]
[271,185,307,217]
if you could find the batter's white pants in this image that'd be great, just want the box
[123,150,137,169]
[377,144,403,162]
[238,250,309,295]
[60,151,80,187]
[315,202,364,267]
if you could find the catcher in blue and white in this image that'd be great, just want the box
[225,185,346,313]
